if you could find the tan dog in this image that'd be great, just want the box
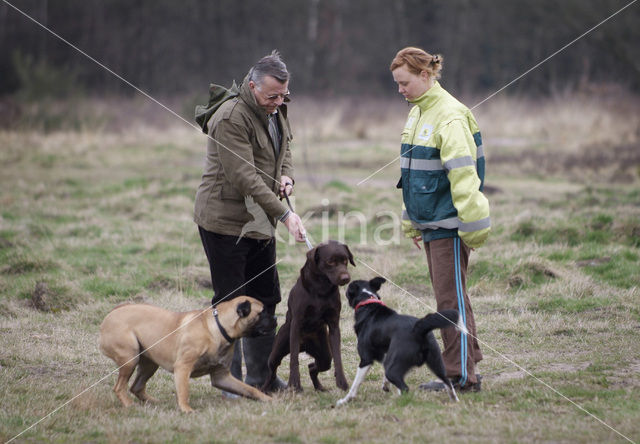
[99,296,274,412]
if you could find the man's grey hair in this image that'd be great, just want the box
[248,50,289,85]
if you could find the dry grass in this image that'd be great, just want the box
[1,93,639,443]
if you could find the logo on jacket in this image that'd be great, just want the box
[416,123,434,143]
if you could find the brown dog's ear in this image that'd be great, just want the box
[306,245,319,265]
[344,244,355,266]
[236,300,252,318]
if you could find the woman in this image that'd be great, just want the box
[390,47,490,392]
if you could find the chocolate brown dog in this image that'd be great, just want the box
[99,296,275,412]
[262,240,354,392]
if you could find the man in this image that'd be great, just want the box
[194,51,306,392]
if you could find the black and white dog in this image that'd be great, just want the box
[337,277,466,406]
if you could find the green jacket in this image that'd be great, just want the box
[399,81,490,248]
[194,76,294,239]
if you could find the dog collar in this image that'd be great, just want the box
[355,298,386,312]
[213,308,235,344]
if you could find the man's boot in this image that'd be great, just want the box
[242,332,287,391]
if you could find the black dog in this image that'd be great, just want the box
[262,240,354,392]
[337,276,465,405]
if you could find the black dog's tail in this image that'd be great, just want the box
[412,309,467,337]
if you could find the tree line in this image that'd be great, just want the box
[1,0,638,99]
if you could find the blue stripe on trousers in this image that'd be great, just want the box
[454,237,468,385]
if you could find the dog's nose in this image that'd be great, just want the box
[338,273,351,285]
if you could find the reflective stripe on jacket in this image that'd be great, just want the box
[398,81,490,248]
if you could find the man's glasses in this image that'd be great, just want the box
[257,86,290,101]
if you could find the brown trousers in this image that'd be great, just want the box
[424,237,482,385]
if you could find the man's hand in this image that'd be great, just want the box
[412,235,423,250]
[284,212,307,243]
[280,175,294,198]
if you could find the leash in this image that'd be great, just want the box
[283,190,313,250]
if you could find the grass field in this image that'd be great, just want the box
[1,93,639,443]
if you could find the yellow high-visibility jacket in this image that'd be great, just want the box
[398,81,490,248]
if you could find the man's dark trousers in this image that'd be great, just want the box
[198,227,281,381]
